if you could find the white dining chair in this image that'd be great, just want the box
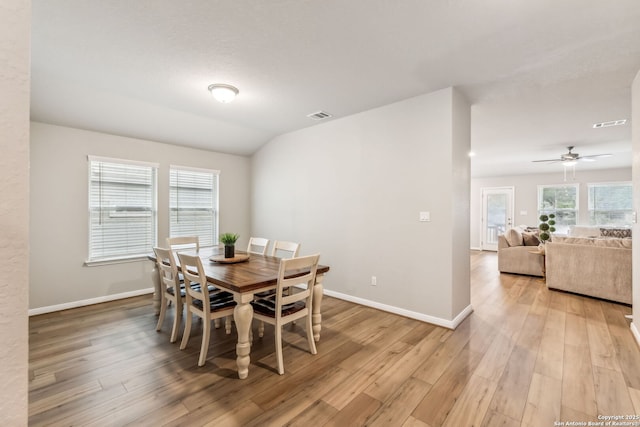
[247,237,270,255]
[153,247,184,343]
[178,252,236,367]
[166,236,200,252]
[270,240,300,259]
[251,254,320,375]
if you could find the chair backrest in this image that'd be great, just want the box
[247,237,270,255]
[167,236,200,252]
[153,247,180,292]
[271,240,300,259]
[274,254,320,319]
[176,252,210,311]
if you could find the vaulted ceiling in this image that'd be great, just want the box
[31,0,640,177]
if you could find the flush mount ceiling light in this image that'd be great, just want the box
[208,84,239,103]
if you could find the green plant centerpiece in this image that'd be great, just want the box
[538,214,556,244]
[220,233,239,258]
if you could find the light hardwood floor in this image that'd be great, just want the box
[29,251,640,426]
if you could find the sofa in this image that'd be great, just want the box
[497,226,545,277]
[545,234,632,304]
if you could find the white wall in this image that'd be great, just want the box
[0,0,30,423]
[470,167,632,249]
[30,122,251,310]
[251,87,471,324]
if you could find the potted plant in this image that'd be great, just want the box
[538,213,556,245]
[219,233,239,258]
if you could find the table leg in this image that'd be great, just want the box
[312,273,325,342]
[151,262,161,315]
[233,294,254,379]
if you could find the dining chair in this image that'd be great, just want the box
[247,237,270,255]
[255,240,301,301]
[166,236,200,252]
[270,240,300,258]
[251,254,320,375]
[153,247,184,343]
[177,252,236,367]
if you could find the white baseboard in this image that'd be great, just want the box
[631,322,640,348]
[322,289,473,330]
[470,246,482,251]
[29,288,154,316]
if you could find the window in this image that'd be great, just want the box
[588,182,633,226]
[170,166,219,247]
[537,184,579,234]
[88,157,157,263]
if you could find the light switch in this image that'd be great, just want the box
[419,211,430,222]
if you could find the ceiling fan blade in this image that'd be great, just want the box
[579,153,612,159]
[532,159,562,163]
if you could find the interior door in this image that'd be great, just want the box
[481,187,514,251]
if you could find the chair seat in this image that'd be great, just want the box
[193,291,236,311]
[167,283,216,298]
[254,289,276,298]
[251,297,306,317]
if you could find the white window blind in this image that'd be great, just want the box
[88,157,157,262]
[588,182,633,226]
[170,166,219,247]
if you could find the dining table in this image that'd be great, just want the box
[149,246,330,379]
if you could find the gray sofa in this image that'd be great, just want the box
[545,236,632,304]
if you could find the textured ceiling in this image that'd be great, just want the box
[31,0,640,177]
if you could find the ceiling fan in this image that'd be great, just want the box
[532,146,612,165]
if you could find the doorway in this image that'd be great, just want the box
[481,187,514,251]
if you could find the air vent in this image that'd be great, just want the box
[593,119,627,128]
[307,111,333,120]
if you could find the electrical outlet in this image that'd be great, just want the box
[371,276,377,286]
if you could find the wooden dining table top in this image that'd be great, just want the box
[152,247,330,294]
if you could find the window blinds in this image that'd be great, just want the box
[588,182,633,225]
[169,167,219,247]
[88,157,157,261]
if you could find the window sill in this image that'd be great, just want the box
[84,255,151,267]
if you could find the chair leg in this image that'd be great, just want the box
[306,314,317,354]
[156,297,167,331]
[214,318,221,329]
[198,318,211,367]
[169,300,182,343]
[225,316,232,334]
[258,321,265,338]
[275,326,284,375]
[180,311,192,350]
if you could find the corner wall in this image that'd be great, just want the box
[29,122,251,311]
[0,0,30,423]
[251,87,471,325]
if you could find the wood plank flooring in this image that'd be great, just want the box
[29,251,640,426]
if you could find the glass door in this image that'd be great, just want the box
[481,187,514,251]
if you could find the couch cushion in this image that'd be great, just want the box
[504,228,524,247]
[568,225,601,238]
[552,236,632,249]
[600,228,632,238]
[522,232,540,246]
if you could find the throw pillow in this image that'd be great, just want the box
[522,232,540,246]
[600,228,632,238]
[504,228,523,247]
